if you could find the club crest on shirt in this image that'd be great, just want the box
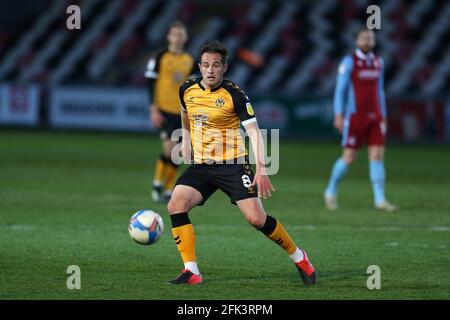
[215,98,225,107]
[246,102,254,116]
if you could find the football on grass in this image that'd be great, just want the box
[128,210,164,245]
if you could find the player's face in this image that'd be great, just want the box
[167,27,188,51]
[356,30,376,53]
[199,52,228,88]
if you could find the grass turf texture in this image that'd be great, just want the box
[0,129,449,300]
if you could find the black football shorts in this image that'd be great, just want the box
[159,111,181,140]
[175,158,258,205]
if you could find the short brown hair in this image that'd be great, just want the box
[356,27,374,37]
[168,20,187,32]
[199,40,228,65]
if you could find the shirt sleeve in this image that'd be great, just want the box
[233,88,256,126]
[179,83,187,112]
[144,55,161,79]
[145,52,163,104]
[333,55,353,116]
[378,58,387,118]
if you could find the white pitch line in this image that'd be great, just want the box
[0,224,36,231]
[386,242,399,246]
[429,226,450,232]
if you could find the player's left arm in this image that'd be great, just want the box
[179,83,192,163]
[233,88,275,199]
[378,58,388,129]
[244,121,275,199]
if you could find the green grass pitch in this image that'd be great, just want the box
[0,129,449,299]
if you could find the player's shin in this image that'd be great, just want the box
[257,215,304,262]
[325,157,348,196]
[370,160,386,205]
[170,212,200,275]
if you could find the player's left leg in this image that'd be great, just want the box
[367,121,397,211]
[152,113,181,203]
[368,146,398,211]
[236,198,316,285]
[161,139,179,202]
[152,156,167,203]
[151,138,171,203]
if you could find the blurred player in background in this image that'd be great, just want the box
[324,28,398,212]
[145,21,194,203]
[166,40,316,286]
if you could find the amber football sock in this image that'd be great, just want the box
[164,160,179,193]
[153,155,169,186]
[258,215,304,261]
[170,213,199,275]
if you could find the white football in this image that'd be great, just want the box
[128,210,164,245]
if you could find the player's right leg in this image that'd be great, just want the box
[324,116,360,210]
[166,165,217,285]
[166,184,203,285]
[324,148,357,209]
[368,145,398,212]
[151,135,171,203]
[367,121,398,212]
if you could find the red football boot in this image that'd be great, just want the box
[295,250,316,286]
[168,269,202,285]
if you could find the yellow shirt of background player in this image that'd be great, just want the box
[146,50,194,115]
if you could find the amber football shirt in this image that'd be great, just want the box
[179,78,257,163]
[145,49,194,114]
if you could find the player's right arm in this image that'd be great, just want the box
[333,56,353,133]
[145,52,165,128]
